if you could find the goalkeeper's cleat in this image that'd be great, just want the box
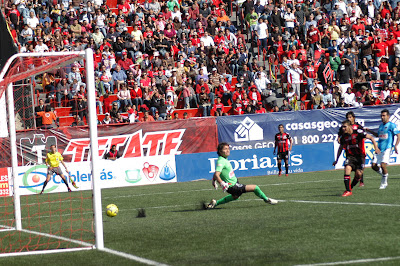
[207,199,217,209]
[265,198,278,205]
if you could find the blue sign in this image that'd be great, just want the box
[176,143,335,182]
[216,104,400,150]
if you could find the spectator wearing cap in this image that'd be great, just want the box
[102,113,113,124]
[39,11,51,27]
[117,51,133,71]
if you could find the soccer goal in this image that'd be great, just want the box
[0,49,104,256]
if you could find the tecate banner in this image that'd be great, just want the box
[14,155,177,196]
[216,104,400,150]
[0,117,218,168]
[176,143,335,182]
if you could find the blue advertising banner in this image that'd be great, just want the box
[176,143,335,182]
[216,104,400,150]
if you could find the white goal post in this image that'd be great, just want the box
[0,49,104,254]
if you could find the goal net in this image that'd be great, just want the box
[0,50,103,256]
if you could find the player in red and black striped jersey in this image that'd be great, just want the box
[337,111,374,187]
[274,124,293,176]
[333,120,380,197]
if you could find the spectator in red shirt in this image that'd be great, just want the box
[117,51,134,71]
[307,24,321,50]
[373,36,388,62]
[386,33,397,69]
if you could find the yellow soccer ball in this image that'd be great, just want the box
[106,204,119,217]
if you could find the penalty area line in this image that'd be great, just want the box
[102,247,170,266]
[294,255,400,266]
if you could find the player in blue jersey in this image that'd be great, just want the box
[371,109,400,189]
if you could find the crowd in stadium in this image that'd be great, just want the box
[4,0,400,127]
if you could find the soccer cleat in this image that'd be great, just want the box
[206,199,217,209]
[68,188,72,193]
[359,182,365,187]
[285,174,288,177]
[379,176,387,189]
[265,198,278,205]
[342,191,352,197]
[278,171,282,176]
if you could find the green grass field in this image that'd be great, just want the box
[0,166,399,266]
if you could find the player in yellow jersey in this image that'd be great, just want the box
[40,145,72,194]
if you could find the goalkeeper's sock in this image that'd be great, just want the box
[344,175,351,191]
[254,185,268,201]
[216,195,237,206]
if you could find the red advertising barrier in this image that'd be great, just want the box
[0,118,218,167]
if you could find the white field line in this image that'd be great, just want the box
[294,256,400,266]
[102,247,170,266]
[0,247,93,258]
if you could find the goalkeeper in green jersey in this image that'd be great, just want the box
[206,143,278,209]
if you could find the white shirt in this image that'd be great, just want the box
[344,92,356,105]
[288,68,302,83]
[171,10,182,22]
[367,4,375,19]
[34,43,49,53]
[284,12,295,28]
[394,43,400,58]
[20,27,33,37]
[26,16,39,28]
[200,36,215,47]
[255,22,268,39]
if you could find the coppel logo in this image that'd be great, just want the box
[20,165,58,193]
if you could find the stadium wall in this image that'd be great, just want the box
[1,105,400,196]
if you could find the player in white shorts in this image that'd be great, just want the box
[371,110,400,189]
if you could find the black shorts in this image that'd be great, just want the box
[227,182,246,197]
[345,156,365,171]
[277,151,289,160]
[48,167,63,176]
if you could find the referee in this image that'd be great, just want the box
[40,145,72,194]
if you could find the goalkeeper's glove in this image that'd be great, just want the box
[220,182,229,192]
[212,180,218,190]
